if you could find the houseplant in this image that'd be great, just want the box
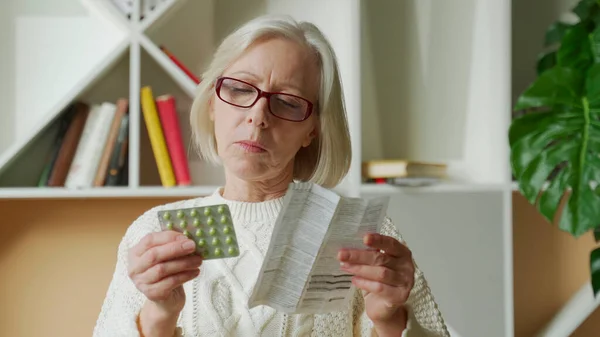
[510,0,600,296]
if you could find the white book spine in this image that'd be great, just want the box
[80,102,117,187]
[64,105,101,188]
[65,103,117,188]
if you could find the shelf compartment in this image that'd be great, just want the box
[0,46,131,189]
[138,47,225,189]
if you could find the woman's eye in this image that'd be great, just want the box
[230,86,253,93]
[277,97,301,109]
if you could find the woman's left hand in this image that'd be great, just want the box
[337,233,415,324]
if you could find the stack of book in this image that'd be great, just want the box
[362,159,447,187]
[141,86,191,187]
[38,99,130,188]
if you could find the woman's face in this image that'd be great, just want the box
[210,37,319,183]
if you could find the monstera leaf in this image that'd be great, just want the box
[510,7,600,295]
[511,66,600,236]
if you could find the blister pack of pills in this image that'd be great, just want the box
[157,204,239,260]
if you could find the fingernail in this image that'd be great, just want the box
[338,251,348,261]
[340,262,347,268]
[182,240,196,250]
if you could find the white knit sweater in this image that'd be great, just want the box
[93,187,449,337]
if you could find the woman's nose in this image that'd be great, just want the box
[246,96,270,128]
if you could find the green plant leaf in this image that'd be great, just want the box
[560,150,600,235]
[510,118,582,180]
[586,63,600,107]
[510,66,600,236]
[545,22,573,46]
[595,228,600,242]
[537,50,557,74]
[573,0,598,21]
[590,27,600,62]
[514,67,584,111]
[591,247,600,295]
[538,166,569,221]
[518,138,579,204]
[558,24,593,70]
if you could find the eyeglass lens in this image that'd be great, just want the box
[218,78,309,121]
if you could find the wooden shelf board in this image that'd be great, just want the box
[0,186,220,199]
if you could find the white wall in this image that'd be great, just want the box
[0,1,15,155]
[0,0,86,154]
[512,0,578,106]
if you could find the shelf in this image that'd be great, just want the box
[0,48,132,189]
[80,0,133,32]
[138,46,224,188]
[139,0,188,32]
[359,0,510,187]
[138,33,197,97]
[0,185,219,199]
[360,181,515,195]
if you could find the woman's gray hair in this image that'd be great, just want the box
[190,14,351,188]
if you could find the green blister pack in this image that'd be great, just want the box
[157,204,240,260]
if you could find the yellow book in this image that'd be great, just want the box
[141,86,176,187]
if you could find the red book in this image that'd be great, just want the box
[156,95,191,186]
[160,45,201,84]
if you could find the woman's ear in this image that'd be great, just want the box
[302,126,318,148]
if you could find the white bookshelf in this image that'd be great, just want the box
[0,0,515,198]
[0,1,515,336]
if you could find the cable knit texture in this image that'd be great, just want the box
[93,187,450,337]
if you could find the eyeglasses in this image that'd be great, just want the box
[215,76,314,122]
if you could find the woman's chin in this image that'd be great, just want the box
[227,160,272,181]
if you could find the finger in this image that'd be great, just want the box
[364,233,409,258]
[351,276,411,306]
[133,238,198,275]
[131,231,189,257]
[337,248,399,268]
[340,263,405,286]
[143,269,200,302]
[142,254,204,284]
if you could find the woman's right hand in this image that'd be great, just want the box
[128,231,203,320]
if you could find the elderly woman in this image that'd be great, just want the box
[93,15,449,337]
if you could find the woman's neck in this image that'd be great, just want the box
[222,168,293,202]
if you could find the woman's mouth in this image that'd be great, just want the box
[236,140,267,153]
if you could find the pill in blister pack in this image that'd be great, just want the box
[157,204,239,260]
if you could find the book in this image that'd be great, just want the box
[248,182,390,314]
[47,102,90,187]
[141,86,176,187]
[65,102,117,188]
[94,98,128,186]
[37,107,76,187]
[160,45,201,84]
[106,114,130,186]
[156,94,191,186]
[361,159,447,179]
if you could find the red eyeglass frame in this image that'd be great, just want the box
[215,76,315,122]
